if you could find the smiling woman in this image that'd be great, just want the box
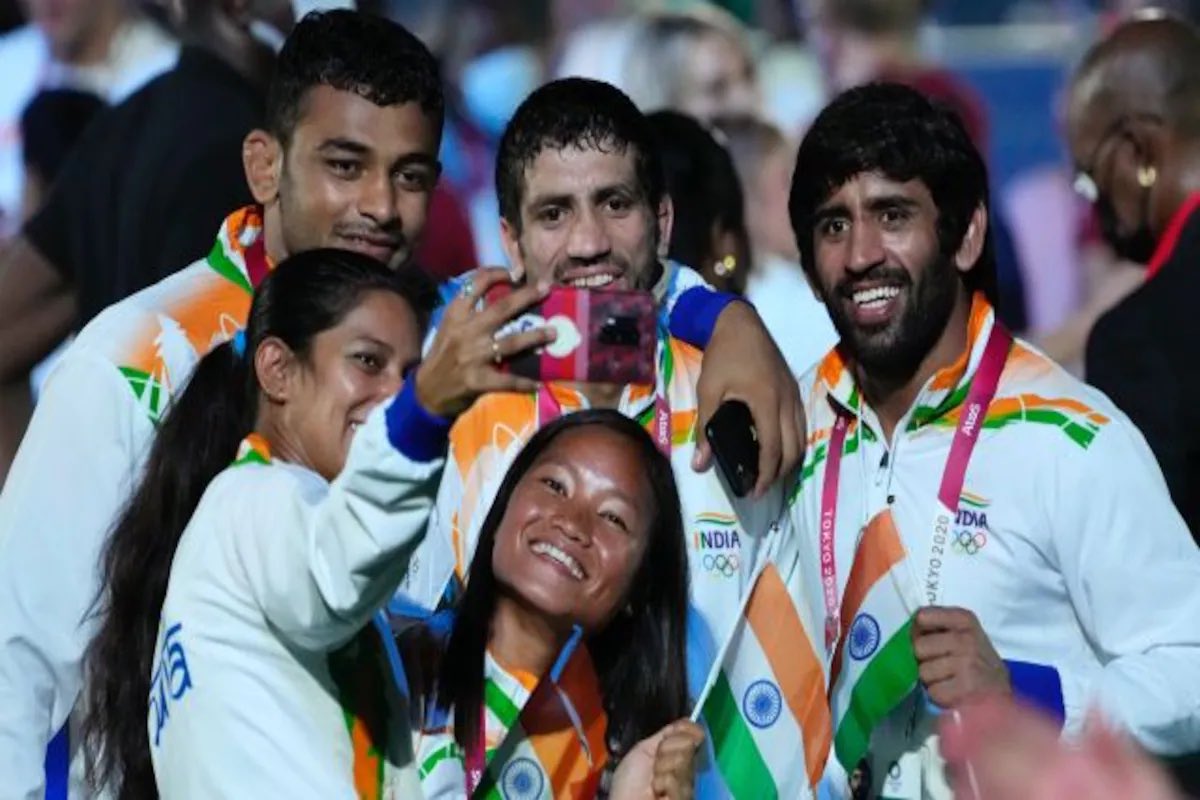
[423,410,693,785]
[79,248,701,799]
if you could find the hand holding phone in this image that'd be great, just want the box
[704,400,759,498]
[485,284,656,385]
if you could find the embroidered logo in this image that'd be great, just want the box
[692,512,741,578]
[952,491,991,556]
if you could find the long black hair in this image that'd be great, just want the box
[434,409,691,762]
[81,249,436,798]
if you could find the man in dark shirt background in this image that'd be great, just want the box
[0,0,286,476]
[1068,15,1200,538]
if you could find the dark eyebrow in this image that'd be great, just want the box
[594,184,639,204]
[865,195,921,213]
[526,192,574,210]
[317,138,371,156]
[391,153,440,172]
[813,202,850,224]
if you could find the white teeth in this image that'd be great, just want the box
[530,541,584,579]
[569,274,615,289]
[852,286,901,307]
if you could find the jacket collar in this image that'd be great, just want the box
[817,292,997,432]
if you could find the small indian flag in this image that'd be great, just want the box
[696,563,831,798]
[828,511,922,774]
[473,635,608,800]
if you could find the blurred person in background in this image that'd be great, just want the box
[1067,14,1200,537]
[556,5,761,123]
[0,0,284,478]
[647,109,750,295]
[716,113,836,376]
[802,0,1030,333]
[623,6,761,122]
[17,88,104,224]
[0,0,178,240]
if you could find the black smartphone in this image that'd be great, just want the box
[704,400,759,498]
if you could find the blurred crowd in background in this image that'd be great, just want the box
[3,0,1199,380]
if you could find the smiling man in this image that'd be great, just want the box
[397,79,799,723]
[784,83,1200,797]
[0,11,449,797]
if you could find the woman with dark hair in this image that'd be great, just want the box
[411,408,699,798]
[647,109,752,295]
[81,250,701,798]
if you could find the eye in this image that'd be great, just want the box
[395,167,435,192]
[604,195,632,214]
[539,476,567,495]
[819,217,849,238]
[327,159,362,179]
[601,510,629,532]
[353,352,383,372]
[538,206,565,225]
[880,207,910,228]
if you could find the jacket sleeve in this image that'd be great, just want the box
[1050,411,1200,755]
[664,265,741,349]
[0,352,153,800]
[228,381,451,652]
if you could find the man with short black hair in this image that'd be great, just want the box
[402,79,800,734]
[786,83,1200,797]
[0,11,449,796]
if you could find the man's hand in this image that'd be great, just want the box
[610,719,705,800]
[912,606,1010,708]
[415,268,555,418]
[694,301,804,497]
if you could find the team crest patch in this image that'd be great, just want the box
[848,613,881,661]
[500,757,545,799]
[742,679,783,729]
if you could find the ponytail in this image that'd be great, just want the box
[80,248,437,798]
[81,338,256,797]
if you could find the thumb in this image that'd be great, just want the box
[692,421,712,471]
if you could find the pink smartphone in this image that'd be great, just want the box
[485,284,656,385]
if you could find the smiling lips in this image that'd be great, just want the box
[530,540,586,580]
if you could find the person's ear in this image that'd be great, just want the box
[243,129,284,206]
[253,336,298,404]
[954,204,989,275]
[499,216,526,282]
[655,194,675,260]
[1123,117,1166,181]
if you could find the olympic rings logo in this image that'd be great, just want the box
[951,528,987,555]
[702,553,739,577]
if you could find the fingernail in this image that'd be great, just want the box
[537,280,552,294]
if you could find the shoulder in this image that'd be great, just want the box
[997,337,1157,469]
[71,256,214,357]
[199,461,328,531]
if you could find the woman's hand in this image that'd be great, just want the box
[414,268,556,418]
[610,719,706,800]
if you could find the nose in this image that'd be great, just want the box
[375,367,406,405]
[551,504,594,547]
[566,207,611,262]
[846,220,885,275]
[358,170,398,227]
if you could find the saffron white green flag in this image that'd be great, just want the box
[828,510,923,774]
[695,562,831,799]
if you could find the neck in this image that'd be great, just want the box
[489,594,570,678]
[181,14,275,91]
[255,408,318,476]
[577,382,623,409]
[60,3,125,65]
[857,289,972,443]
